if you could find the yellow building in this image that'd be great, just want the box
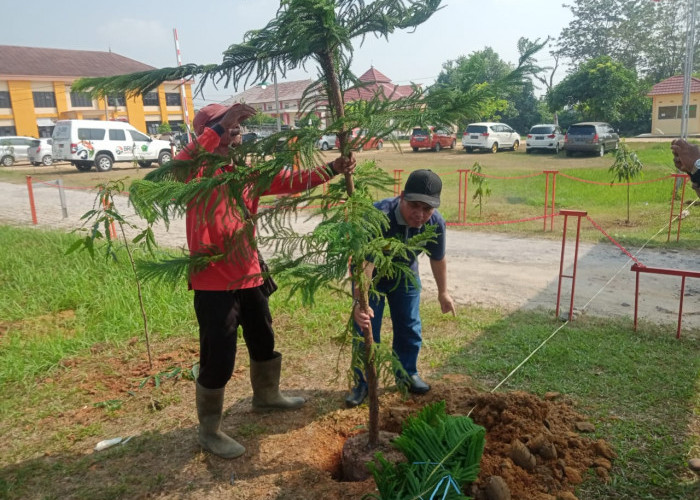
[0,45,194,138]
[648,75,700,136]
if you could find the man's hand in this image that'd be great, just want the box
[353,301,374,330]
[671,138,700,174]
[219,103,257,132]
[438,291,456,317]
[331,152,357,175]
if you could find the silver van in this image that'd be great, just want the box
[564,122,619,157]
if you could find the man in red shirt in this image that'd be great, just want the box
[181,103,356,458]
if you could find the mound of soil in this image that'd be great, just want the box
[236,374,614,500]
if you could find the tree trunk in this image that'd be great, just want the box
[318,51,354,195]
[318,50,377,446]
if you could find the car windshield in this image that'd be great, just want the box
[466,125,487,134]
[412,128,430,136]
[530,126,554,134]
[567,125,596,135]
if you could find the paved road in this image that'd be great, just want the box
[3,180,700,333]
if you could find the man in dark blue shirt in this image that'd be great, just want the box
[346,169,456,407]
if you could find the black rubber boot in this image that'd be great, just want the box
[195,382,245,459]
[250,352,305,411]
[344,382,368,408]
[396,373,431,394]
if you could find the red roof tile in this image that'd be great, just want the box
[345,67,416,103]
[0,45,155,79]
[648,75,700,96]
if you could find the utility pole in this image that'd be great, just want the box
[173,29,192,142]
[680,0,698,139]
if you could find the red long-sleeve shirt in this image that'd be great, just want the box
[178,127,336,290]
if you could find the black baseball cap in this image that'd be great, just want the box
[403,169,442,208]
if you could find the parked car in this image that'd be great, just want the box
[316,133,337,151]
[461,122,520,153]
[241,132,259,143]
[564,122,620,157]
[52,119,173,172]
[0,136,36,166]
[409,126,457,152]
[525,124,564,154]
[27,138,54,166]
[334,128,383,151]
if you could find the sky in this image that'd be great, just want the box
[1,0,573,107]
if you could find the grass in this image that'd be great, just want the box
[0,226,698,499]
[1,140,697,249]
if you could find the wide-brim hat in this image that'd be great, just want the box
[193,103,229,135]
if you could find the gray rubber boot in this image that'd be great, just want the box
[195,382,245,458]
[250,352,305,411]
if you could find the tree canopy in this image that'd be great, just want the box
[558,0,692,81]
[548,55,650,130]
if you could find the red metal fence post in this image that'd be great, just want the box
[555,209,587,321]
[102,196,117,240]
[25,175,38,225]
[457,169,470,223]
[543,170,558,232]
[393,169,403,197]
[630,263,700,339]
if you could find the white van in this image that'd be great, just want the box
[52,120,173,172]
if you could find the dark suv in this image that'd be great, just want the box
[564,122,619,157]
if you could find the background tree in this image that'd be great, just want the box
[548,55,650,129]
[519,36,560,95]
[557,0,693,80]
[431,45,544,131]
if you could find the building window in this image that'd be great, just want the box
[142,92,159,106]
[165,93,181,106]
[658,105,697,119]
[70,92,93,107]
[38,126,54,138]
[168,120,184,131]
[0,91,10,108]
[0,126,16,136]
[33,91,56,108]
[107,94,126,107]
[146,121,160,135]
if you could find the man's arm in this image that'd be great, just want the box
[429,257,456,316]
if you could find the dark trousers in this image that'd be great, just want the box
[194,287,275,389]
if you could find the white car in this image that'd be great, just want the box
[52,119,173,172]
[316,133,337,151]
[0,136,36,166]
[525,124,564,154]
[462,122,520,153]
[27,138,54,166]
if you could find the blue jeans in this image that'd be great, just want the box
[352,274,422,386]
